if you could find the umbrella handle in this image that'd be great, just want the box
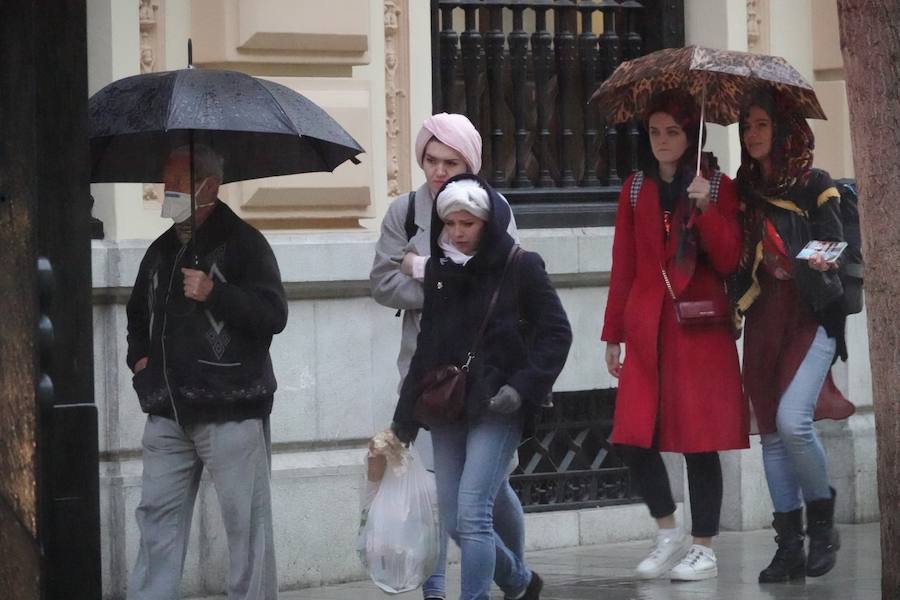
[696,78,706,177]
[189,132,199,267]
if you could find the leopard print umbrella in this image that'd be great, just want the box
[590,45,827,125]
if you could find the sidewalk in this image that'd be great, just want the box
[194,522,881,599]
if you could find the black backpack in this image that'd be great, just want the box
[835,180,864,315]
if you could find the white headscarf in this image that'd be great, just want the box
[435,179,491,264]
[435,179,490,222]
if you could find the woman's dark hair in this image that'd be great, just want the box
[642,89,711,182]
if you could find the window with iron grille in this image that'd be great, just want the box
[512,389,642,512]
[430,0,685,228]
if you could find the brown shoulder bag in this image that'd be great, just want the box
[413,246,520,427]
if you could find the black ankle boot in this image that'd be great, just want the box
[806,487,840,577]
[504,572,542,600]
[758,509,806,583]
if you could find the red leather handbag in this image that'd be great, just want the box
[661,263,731,327]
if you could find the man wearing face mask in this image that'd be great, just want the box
[125,144,287,600]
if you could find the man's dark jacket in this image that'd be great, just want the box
[126,202,288,424]
[393,174,572,435]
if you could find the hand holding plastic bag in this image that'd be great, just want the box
[357,437,440,593]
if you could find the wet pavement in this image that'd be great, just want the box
[194,522,884,599]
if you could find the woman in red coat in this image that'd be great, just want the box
[601,89,748,581]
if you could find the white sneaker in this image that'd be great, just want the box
[669,544,718,581]
[635,531,691,579]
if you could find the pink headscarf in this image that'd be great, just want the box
[414,113,482,174]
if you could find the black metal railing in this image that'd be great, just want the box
[430,0,685,227]
[511,389,640,512]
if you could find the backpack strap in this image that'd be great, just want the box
[709,171,723,203]
[629,170,723,208]
[404,190,417,241]
[629,171,644,209]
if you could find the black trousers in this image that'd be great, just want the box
[618,445,723,538]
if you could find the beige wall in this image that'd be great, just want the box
[88,0,401,239]
[810,1,854,179]
[684,0,853,181]
[763,0,853,179]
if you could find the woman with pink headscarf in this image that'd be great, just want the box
[369,113,521,600]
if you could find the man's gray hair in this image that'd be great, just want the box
[169,144,225,182]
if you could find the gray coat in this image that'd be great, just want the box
[369,183,519,383]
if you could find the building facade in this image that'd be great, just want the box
[87,1,876,597]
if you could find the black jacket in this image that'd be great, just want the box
[394,174,572,434]
[126,202,288,424]
[734,168,847,358]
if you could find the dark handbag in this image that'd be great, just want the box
[413,364,468,426]
[413,245,519,427]
[661,263,731,327]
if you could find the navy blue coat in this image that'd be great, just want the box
[393,174,572,434]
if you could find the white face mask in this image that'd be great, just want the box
[161,178,210,223]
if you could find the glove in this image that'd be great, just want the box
[390,421,418,445]
[487,385,522,415]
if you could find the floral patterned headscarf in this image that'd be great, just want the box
[736,88,815,199]
[734,89,816,275]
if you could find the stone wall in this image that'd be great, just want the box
[92,228,877,598]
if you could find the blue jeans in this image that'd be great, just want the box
[761,326,835,513]
[432,412,531,600]
[422,480,524,599]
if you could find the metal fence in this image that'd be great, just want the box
[430,0,685,227]
[511,389,641,512]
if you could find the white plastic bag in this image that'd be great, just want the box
[357,444,440,593]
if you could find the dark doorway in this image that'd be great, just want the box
[0,2,101,598]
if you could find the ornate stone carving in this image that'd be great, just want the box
[747,0,760,48]
[139,1,165,202]
[747,0,769,53]
[139,0,157,24]
[384,0,410,197]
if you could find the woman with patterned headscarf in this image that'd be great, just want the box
[602,89,748,582]
[733,89,850,584]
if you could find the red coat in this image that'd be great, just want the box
[601,172,749,453]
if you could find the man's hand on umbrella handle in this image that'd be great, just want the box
[181,268,214,302]
[687,175,711,212]
[133,357,148,374]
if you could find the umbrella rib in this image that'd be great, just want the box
[163,70,180,135]
[257,80,303,139]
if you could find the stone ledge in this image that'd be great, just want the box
[91,228,615,289]
[191,0,370,66]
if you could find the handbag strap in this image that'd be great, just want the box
[463,245,522,371]
[660,262,678,301]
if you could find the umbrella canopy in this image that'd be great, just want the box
[590,45,827,125]
[89,68,364,184]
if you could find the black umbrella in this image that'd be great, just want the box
[89,42,364,266]
[89,67,363,184]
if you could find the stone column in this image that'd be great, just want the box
[385,0,411,197]
[139,0,165,206]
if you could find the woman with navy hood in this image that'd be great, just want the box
[392,174,572,600]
